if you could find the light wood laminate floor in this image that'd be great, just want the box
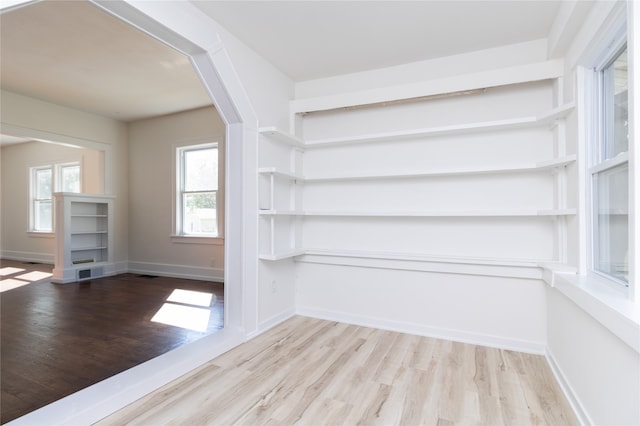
[97,316,577,425]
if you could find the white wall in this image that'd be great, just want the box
[547,287,640,425]
[0,141,102,262]
[544,1,640,424]
[0,90,129,266]
[127,106,225,280]
[293,77,557,353]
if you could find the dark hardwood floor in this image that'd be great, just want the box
[0,259,224,424]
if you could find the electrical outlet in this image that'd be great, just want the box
[210,258,215,267]
[271,279,277,293]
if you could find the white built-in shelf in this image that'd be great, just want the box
[304,102,575,148]
[70,230,108,234]
[259,127,305,148]
[71,246,108,251]
[301,248,543,267]
[259,208,576,217]
[53,193,114,283]
[305,155,577,182]
[258,103,574,150]
[258,167,303,180]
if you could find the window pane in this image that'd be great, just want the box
[603,47,628,159]
[36,168,52,199]
[35,200,52,231]
[183,192,217,235]
[184,147,217,191]
[61,165,80,193]
[594,163,628,283]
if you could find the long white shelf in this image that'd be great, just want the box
[304,102,575,148]
[259,208,576,217]
[305,155,577,182]
[258,247,569,277]
[259,155,575,183]
[259,103,574,150]
[302,248,542,267]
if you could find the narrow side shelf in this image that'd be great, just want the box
[259,249,306,261]
[259,127,305,148]
[258,167,303,181]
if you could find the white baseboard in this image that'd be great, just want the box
[127,261,224,282]
[296,306,546,355]
[246,308,297,340]
[545,347,592,426]
[1,251,54,264]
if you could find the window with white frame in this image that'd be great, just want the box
[30,162,81,232]
[590,43,629,286]
[176,143,218,236]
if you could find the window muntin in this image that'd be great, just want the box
[591,45,629,285]
[178,144,218,236]
[30,162,81,232]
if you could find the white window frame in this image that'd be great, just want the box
[29,161,81,233]
[173,142,222,242]
[30,166,53,232]
[587,33,630,291]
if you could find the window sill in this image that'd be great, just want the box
[553,273,639,353]
[28,231,54,238]
[170,235,224,245]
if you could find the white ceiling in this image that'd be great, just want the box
[193,1,562,82]
[1,0,563,127]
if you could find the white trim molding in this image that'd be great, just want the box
[127,261,224,282]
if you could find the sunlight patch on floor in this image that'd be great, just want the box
[0,267,26,276]
[151,303,211,332]
[16,271,53,281]
[0,279,30,292]
[167,288,214,307]
[150,288,215,332]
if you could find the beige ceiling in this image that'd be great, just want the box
[1,0,566,127]
[0,0,212,123]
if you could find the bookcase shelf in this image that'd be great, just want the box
[52,193,115,283]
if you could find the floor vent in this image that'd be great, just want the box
[137,274,158,279]
[77,266,104,281]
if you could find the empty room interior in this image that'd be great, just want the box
[0,0,638,425]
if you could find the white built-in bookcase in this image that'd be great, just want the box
[258,80,575,274]
[52,193,114,283]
